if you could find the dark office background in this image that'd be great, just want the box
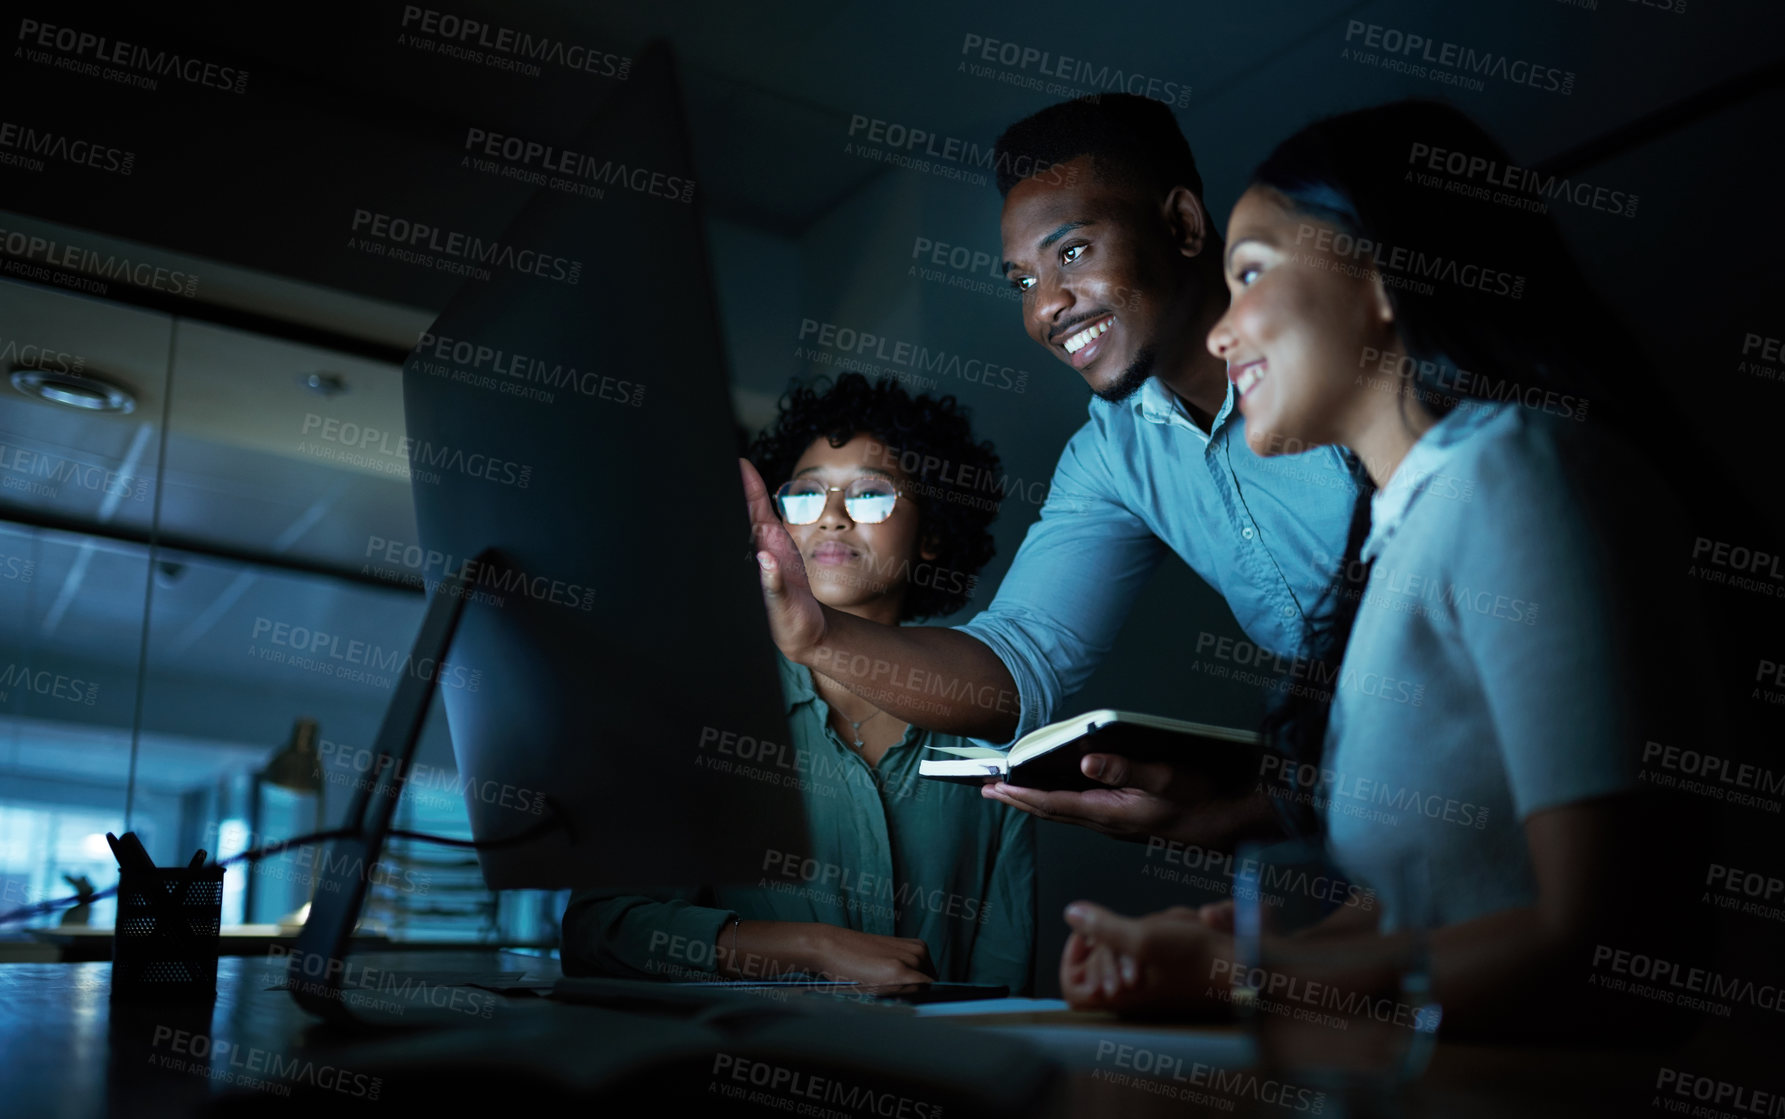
[1,0,1781,996]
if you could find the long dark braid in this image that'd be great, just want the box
[1261,466,1375,840]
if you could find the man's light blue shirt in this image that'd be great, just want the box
[957,376,1362,745]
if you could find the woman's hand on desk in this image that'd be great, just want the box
[1193,900,1235,933]
[1058,902,1236,1018]
[803,926,938,985]
[724,920,937,986]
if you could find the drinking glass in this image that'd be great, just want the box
[1230,839,1441,1116]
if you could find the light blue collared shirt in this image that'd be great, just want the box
[957,377,1362,745]
[1320,402,1686,926]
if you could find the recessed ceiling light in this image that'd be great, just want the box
[9,366,137,413]
[301,371,349,397]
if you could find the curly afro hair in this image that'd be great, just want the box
[746,373,1002,622]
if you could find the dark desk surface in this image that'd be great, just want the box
[1,952,1775,1118]
[5,927,399,963]
[0,951,556,1119]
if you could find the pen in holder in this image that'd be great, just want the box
[109,832,225,1002]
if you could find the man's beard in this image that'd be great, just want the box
[1091,345,1156,404]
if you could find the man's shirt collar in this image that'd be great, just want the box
[1126,376,1235,440]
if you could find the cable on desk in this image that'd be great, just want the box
[0,798,569,927]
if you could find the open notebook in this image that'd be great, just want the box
[920,709,1259,791]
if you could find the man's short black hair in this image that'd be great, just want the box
[993,93,1203,200]
[746,373,1002,622]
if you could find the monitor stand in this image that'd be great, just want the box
[284,549,559,1023]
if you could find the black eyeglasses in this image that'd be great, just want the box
[774,477,899,525]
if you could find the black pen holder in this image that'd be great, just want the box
[111,866,226,1001]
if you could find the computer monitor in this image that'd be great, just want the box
[290,42,810,1016]
[401,43,808,891]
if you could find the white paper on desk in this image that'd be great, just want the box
[470,970,560,992]
[977,1023,1254,1070]
[912,997,1069,1017]
[266,970,559,994]
[444,970,560,992]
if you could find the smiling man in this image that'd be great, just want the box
[743,94,1359,845]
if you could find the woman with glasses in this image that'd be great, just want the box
[562,373,1034,992]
